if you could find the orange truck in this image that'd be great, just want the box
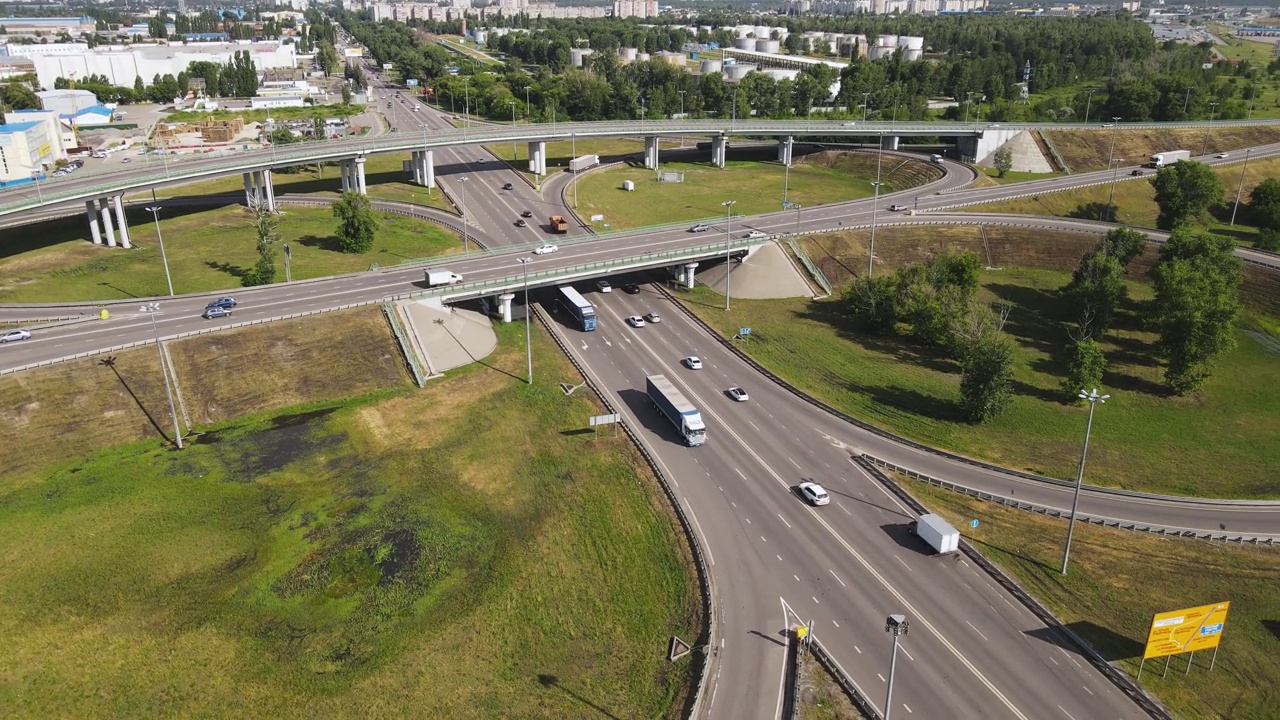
[549,215,569,233]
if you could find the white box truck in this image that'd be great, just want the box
[425,268,464,286]
[1148,150,1191,168]
[569,154,600,172]
[909,513,960,555]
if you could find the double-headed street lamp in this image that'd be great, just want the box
[518,257,533,385]
[1061,387,1110,575]
[509,100,517,160]
[722,200,736,311]
[140,302,184,450]
[884,614,911,720]
[144,203,176,296]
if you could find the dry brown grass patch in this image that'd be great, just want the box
[1044,127,1280,172]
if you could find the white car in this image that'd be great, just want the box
[596,280,612,293]
[1,329,32,343]
[798,482,830,506]
[644,312,661,324]
[727,386,749,402]
[1216,153,1230,158]
[683,356,703,369]
[743,230,768,239]
[626,315,646,328]
[533,243,558,255]
[689,223,711,233]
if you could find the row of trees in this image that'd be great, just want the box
[48,50,261,105]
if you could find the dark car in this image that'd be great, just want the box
[622,283,640,294]
[1130,169,1144,176]
[521,210,533,218]
[202,306,232,319]
[502,182,514,190]
[206,297,237,309]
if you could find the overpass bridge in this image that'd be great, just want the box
[7,116,1280,248]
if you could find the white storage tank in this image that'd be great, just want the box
[637,52,650,62]
[725,63,756,80]
[656,51,685,66]
[756,39,780,54]
[474,29,488,45]
[879,34,898,48]
[764,68,800,82]
[736,24,755,38]
[755,25,772,39]
[869,44,895,60]
[619,47,638,62]
[735,37,756,50]
[700,59,723,75]
[570,48,594,67]
[900,35,925,61]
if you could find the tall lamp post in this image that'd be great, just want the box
[868,180,883,277]
[1183,85,1194,116]
[678,90,686,148]
[524,85,531,120]
[140,302,183,450]
[1201,102,1219,156]
[1102,117,1121,217]
[1105,157,1124,223]
[518,257,533,385]
[458,176,469,254]
[1231,148,1253,226]
[722,200,736,311]
[1083,87,1097,124]
[144,202,176,296]
[782,200,801,237]
[509,100,517,161]
[884,614,910,720]
[1061,388,1109,575]
[30,169,43,203]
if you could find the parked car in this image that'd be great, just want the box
[727,386,749,402]
[1,329,32,343]
[743,230,768,239]
[533,243,558,254]
[644,312,661,324]
[798,482,830,506]
[596,280,612,293]
[888,204,908,212]
[626,315,647,328]
[622,283,640,294]
[683,356,703,369]
[206,297,237,309]
[202,306,232,319]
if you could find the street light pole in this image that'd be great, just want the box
[1102,117,1120,217]
[30,170,43,203]
[1083,87,1096,124]
[524,85,531,120]
[1201,102,1219,156]
[782,200,801,236]
[509,100,517,160]
[144,202,175,296]
[722,200,736,311]
[884,614,910,720]
[862,91,871,122]
[1061,388,1109,575]
[678,90,686,148]
[458,176,469,254]
[1231,148,1253,226]
[518,257,532,385]
[1183,86,1194,116]
[141,302,183,450]
[868,131,885,277]
[1106,157,1124,223]
[572,132,578,209]
[783,155,791,204]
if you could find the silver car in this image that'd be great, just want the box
[1,329,32,343]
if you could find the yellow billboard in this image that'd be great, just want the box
[1142,601,1230,659]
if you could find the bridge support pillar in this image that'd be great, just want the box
[883,135,900,151]
[685,262,698,289]
[339,160,352,193]
[423,150,435,188]
[644,135,659,169]
[113,195,131,249]
[98,198,117,248]
[527,141,546,176]
[354,156,367,195]
[243,172,255,205]
[498,293,516,323]
[777,136,793,166]
[712,136,727,169]
[86,199,102,245]
[262,169,277,213]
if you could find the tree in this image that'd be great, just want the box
[845,274,899,334]
[993,144,1014,178]
[960,331,1016,422]
[244,199,278,286]
[1256,227,1280,252]
[1098,226,1147,267]
[332,192,376,254]
[1062,251,1126,336]
[1248,177,1280,230]
[1150,229,1242,394]
[133,75,145,95]
[341,82,352,105]
[1062,339,1106,400]
[1151,160,1225,230]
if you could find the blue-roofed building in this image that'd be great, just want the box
[0,116,65,186]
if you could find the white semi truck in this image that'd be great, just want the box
[569,154,600,172]
[1149,150,1191,168]
[646,374,706,446]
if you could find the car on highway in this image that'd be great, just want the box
[1130,169,1145,176]
[798,482,830,506]
[626,315,647,328]
[202,306,232,319]
[644,312,661,324]
[622,283,640,294]
[842,121,858,127]
[206,297,237,309]
[596,280,612,293]
[689,223,711,233]
[502,182,514,190]
[533,243,558,254]
[888,204,908,211]
[121,158,131,163]
[1216,153,1230,158]
[1,329,32,343]
[521,210,533,218]
[743,230,768,239]
[683,356,703,369]
[727,386,749,402]
[516,219,528,227]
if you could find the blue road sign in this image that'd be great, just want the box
[970,519,980,528]
[1201,623,1224,635]
[740,328,751,335]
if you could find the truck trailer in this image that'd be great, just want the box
[549,215,569,233]
[1149,150,1191,168]
[646,374,706,446]
[569,154,600,173]
[909,513,960,555]
[425,268,464,286]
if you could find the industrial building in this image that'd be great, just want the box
[35,89,98,117]
[0,109,70,187]
[0,16,96,39]
[9,41,299,92]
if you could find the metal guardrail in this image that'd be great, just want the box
[784,237,834,296]
[381,301,427,388]
[533,305,715,720]
[851,457,1173,720]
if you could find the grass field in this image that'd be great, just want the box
[1209,24,1278,65]
[164,103,366,125]
[138,152,454,212]
[1040,126,1280,173]
[962,155,1280,247]
[796,649,860,720]
[679,228,1280,498]
[571,150,942,230]
[0,205,460,303]
[902,476,1280,720]
[977,167,1059,184]
[0,313,701,718]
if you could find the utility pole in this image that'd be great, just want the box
[1061,388,1109,575]
[1083,87,1096,124]
[140,302,183,450]
[722,200,736,311]
[1106,157,1124,223]
[1183,85,1194,116]
[1231,148,1253,226]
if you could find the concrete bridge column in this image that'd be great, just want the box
[883,135,900,151]
[339,159,352,193]
[498,293,515,323]
[778,136,793,166]
[644,135,659,169]
[355,157,367,195]
[112,195,131,249]
[262,170,277,213]
[243,172,256,205]
[423,150,435,189]
[410,151,423,185]
[85,199,102,245]
[685,262,698,289]
[527,141,546,176]
[98,198,117,247]
[712,136,727,169]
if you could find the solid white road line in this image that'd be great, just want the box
[830,569,847,587]
[778,514,792,529]
[965,620,991,642]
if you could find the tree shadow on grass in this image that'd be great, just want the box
[1011,379,1067,404]
[798,298,961,374]
[1067,201,1116,222]
[862,383,963,423]
[1024,622,1145,664]
[1103,370,1172,398]
[296,233,344,252]
[203,260,251,281]
[536,674,621,720]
